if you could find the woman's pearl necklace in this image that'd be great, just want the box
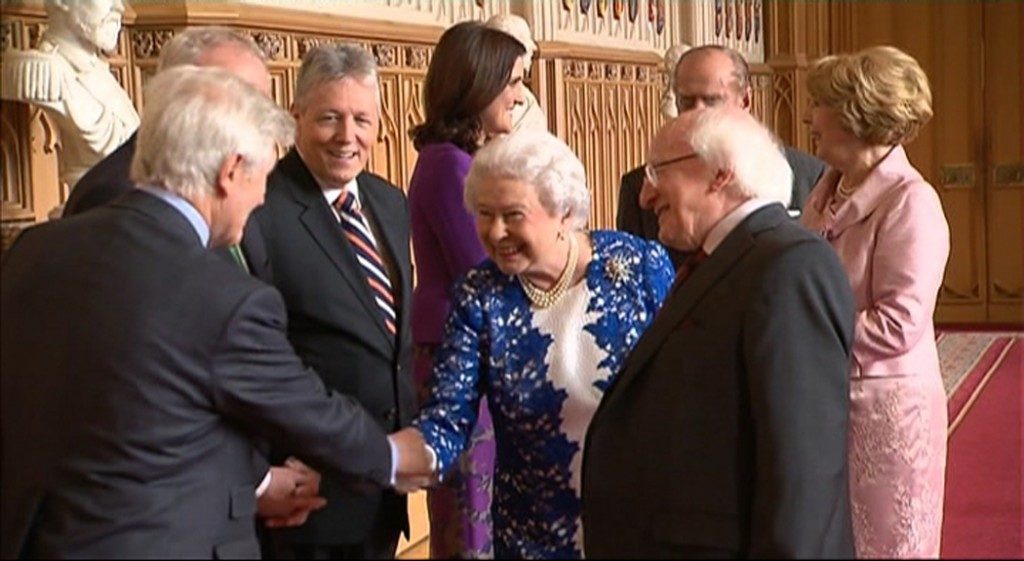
[518,233,579,309]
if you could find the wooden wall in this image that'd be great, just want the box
[3,1,1017,324]
[0,1,672,246]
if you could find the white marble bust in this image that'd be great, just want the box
[1,0,140,192]
[486,14,548,133]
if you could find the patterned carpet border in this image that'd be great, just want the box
[937,331,1022,397]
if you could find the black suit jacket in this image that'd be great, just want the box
[583,204,855,558]
[63,133,137,217]
[61,133,272,281]
[616,147,825,268]
[0,191,392,559]
[253,150,416,545]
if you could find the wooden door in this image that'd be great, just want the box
[845,1,1023,324]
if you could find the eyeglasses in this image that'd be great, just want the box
[643,152,698,186]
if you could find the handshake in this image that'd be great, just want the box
[389,426,438,494]
[256,427,437,529]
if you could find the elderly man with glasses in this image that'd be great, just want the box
[583,107,855,558]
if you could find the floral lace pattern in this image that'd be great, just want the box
[849,378,947,558]
[415,231,672,558]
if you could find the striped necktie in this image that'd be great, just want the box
[334,190,397,336]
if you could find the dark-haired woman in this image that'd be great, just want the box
[407,20,525,559]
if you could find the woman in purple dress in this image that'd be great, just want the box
[407,21,525,558]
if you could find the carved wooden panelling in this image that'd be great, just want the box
[558,58,661,230]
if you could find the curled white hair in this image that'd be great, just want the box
[130,65,295,199]
[688,108,792,206]
[465,131,590,230]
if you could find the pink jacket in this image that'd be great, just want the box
[802,145,950,378]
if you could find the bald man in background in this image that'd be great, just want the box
[617,45,825,268]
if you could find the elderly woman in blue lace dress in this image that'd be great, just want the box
[407,130,674,558]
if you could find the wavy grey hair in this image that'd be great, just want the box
[687,108,792,206]
[157,26,266,72]
[130,66,295,198]
[465,131,590,230]
[293,43,380,110]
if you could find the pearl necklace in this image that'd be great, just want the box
[518,233,579,309]
[836,176,859,199]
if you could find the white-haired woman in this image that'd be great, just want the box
[411,131,673,558]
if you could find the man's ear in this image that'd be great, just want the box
[740,86,753,112]
[708,168,735,193]
[216,153,246,196]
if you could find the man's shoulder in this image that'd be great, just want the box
[619,165,646,192]
[358,171,407,205]
[783,146,826,181]
[63,138,136,216]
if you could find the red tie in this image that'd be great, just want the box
[671,248,709,294]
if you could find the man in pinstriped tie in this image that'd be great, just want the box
[252,44,417,560]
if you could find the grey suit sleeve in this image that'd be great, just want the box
[743,241,855,557]
[210,285,393,488]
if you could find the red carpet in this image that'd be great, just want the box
[940,334,1022,558]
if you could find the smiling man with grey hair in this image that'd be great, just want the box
[254,43,418,560]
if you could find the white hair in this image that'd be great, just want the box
[465,131,590,230]
[130,66,295,198]
[688,108,792,205]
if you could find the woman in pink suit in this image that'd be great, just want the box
[801,46,949,558]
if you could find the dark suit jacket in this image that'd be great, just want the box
[616,147,825,268]
[0,191,392,559]
[253,150,416,545]
[583,204,855,559]
[784,146,826,212]
[63,133,137,218]
[61,133,272,281]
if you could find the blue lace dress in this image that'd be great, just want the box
[415,230,673,559]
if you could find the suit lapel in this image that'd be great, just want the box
[605,204,789,401]
[280,151,395,348]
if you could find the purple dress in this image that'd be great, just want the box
[408,142,494,558]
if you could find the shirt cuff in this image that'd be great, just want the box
[426,444,438,473]
[254,469,272,498]
[387,436,398,486]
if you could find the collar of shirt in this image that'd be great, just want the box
[321,177,361,211]
[294,147,363,210]
[136,186,210,247]
[702,198,775,255]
